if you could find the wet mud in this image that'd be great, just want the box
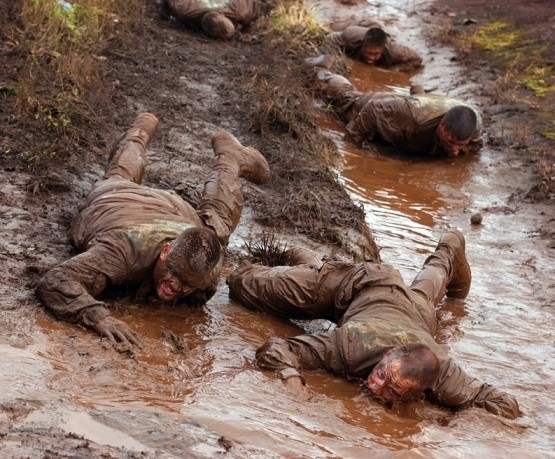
[1,0,554,457]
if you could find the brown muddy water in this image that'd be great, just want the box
[2,0,554,457]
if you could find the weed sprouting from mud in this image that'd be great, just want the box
[244,233,291,266]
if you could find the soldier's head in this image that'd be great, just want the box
[153,227,222,302]
[436,106,478,157]
[360,27,388,65]
[201,11,236,40]
[366,344,440,402]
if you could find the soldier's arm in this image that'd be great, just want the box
[429,358,520,419]
[345,97,415,147]
[36,241,144,348]
[387,42,423,70]
[325,26,368,52]
[255,332,339,394]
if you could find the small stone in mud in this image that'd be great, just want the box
[470,212,483,225]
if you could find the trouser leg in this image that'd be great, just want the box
[227,261,351,321]
[314,69,364,115]
[410,229,471,306]
[196,131,270,246]
[196,154,244,246]
[104,113,159,184]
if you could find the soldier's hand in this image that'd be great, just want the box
[284,376,313,401]
[93,315,145,349]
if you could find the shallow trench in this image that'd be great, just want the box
[2,0,554,457]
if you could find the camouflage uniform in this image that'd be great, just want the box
[326,25,423,70]
[163,0,261,39]
[315,70,483,156]
[37,114,268,330]
[227,241,519,419]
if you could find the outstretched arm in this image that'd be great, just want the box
[430,358,520,419]
[36,240,144,348]
[256,332,339,397]
[386,42,423,70]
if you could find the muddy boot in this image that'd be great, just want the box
[125,113,159,147]
[436,229,471,299]
[304,54,336,70]
[211,131,271,185]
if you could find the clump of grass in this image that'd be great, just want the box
[268,0,327,40]
[472,21,520,51]
[1,0,139,166]
[520,64,555,98]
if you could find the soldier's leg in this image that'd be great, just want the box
[227,259,344,321]
[196,131,270,246]
[313,69,364,115]
[410,229,472,307]
[104,113,159,184]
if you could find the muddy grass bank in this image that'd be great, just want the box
[430,0,555,200]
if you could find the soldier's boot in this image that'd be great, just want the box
[124,112,159,148]
[435,229,471,299]
[304,54,336,70]
[211,131,271,185]
[108,113,159,162]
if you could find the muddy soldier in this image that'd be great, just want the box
[227,229,520,419]
[326,25,423,70]
[162,0,261,40]
[308,57,482,157]
[37,113,270,347]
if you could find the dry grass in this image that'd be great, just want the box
[1,0,143,165]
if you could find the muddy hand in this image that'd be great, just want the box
[284,376,313,401]
[93,315,145,349]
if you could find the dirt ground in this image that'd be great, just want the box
[0,0,553,457]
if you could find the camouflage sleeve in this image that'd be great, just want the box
[387,42,423,70]
[255,332,339,381]
[430,358,520,419]
[36,236,130,326]
[345,96,415,146]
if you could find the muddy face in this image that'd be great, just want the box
[366,356,421,402]
[360,44,385,65]
[152,243,199,301]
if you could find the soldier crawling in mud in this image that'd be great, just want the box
[306,56,483,157]
[162,0,262,40]
[326,24,423,70]
[227,229,520,419]
[36,113,270,348]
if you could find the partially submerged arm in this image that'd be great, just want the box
[430,358,520,419]
[256,332,339,397]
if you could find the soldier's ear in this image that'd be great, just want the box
[159,242,172,261]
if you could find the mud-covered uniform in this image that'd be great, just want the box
[227,246,519,419]
[37,127,246,329]
[316,70,483,156]
[164,0,261,32]
[326,25,423,70]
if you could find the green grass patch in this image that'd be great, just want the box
[472,21,520,51]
